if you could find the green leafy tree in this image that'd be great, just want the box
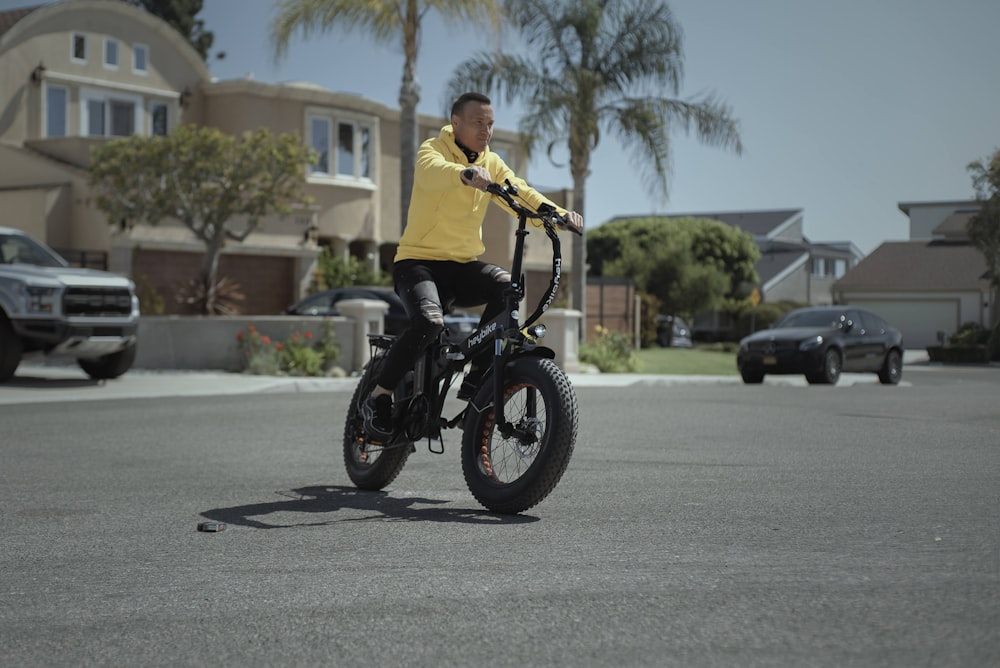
[122,0,215,60]
[270,0,504,234]
[89,125,315,314]
[445,0,743,315]
[587,216,758,320]
[313,247,392,291]
[967,148,1000,360]
[967,149,1000,329]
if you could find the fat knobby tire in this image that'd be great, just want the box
[461,357,578,514]
[342,357,411,490]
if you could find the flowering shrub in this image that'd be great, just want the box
[578,325,639,373]
[236,320,340,376]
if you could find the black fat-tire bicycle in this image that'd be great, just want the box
[342,173,581,514]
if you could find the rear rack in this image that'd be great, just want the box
[367,333,396,354]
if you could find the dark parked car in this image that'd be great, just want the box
[736,306,904,385]
[655,315,694,348]
[286,287,480,342]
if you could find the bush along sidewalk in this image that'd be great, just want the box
[236,321,342,376]
[925,321,1000,363]
[579,325,639,373]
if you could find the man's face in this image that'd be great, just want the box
[452,102,494,153]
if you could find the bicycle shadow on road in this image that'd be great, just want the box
[200,485,539,528]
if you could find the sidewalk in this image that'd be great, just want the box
[0,352,932,405]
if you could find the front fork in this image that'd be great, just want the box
[489,326,540,444]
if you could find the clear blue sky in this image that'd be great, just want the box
[16,0,1000,255]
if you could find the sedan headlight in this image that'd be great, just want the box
[799,335,824,351]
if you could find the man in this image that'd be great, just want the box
[360,92,584,442]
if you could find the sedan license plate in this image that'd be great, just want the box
[763,355,777,365]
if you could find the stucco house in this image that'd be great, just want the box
[832,200,992,349]
[607,209,862,339]
[0,0,572,317]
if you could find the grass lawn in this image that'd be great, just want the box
[634,345,739,375]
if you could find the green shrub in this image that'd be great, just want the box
[950,322,991,347]
[313,247,390,291]
[237,321,340,376]
[926,345,991,364]
[579,325,639,373]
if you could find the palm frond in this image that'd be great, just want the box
[608,99,673,200]
[443,52,544,115]
[270,0,403,60]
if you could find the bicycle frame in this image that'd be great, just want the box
[381,179,573,452]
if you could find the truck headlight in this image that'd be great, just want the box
[24,286,58,313]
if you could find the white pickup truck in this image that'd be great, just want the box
[0,226,140,383]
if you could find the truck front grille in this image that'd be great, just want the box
[63,287,133,317]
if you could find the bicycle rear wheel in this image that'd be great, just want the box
[461,357,578,514]
[343,356,412,490]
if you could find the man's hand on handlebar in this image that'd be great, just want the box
[562,211,584,234]
[462,166,584,234]
[460,165,492,191]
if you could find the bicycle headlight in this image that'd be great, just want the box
[526,324,547,340]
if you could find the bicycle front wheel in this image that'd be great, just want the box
[461,357,578,514]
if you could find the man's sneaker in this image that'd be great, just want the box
[360,394,393,442]
[456,367,484,400]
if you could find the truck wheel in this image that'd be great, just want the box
[78,342,137,380]
[0,315,23,383]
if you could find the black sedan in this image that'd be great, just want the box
[736,306,904,385]
[286,287,480,342]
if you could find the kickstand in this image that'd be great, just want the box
[427,434,445,455]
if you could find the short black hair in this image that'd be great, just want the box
[451,92,491,118]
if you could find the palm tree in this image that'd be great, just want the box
[271,0,503,235]
[443,0,743,314]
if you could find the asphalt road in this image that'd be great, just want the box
[1,364,998,667]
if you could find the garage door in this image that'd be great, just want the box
[849,300,959,349]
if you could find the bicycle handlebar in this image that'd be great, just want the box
[461,168,581,236]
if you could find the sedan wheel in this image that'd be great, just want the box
[807,349,841,385]
[878,349,903,385]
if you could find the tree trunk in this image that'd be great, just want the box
[398,0,420,236]
[399,80,419,235]
[201,237,223,315]
[571,173,587,336]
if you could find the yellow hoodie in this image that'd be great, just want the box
[394,125,565,263]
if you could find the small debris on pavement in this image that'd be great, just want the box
[197,522,225,532]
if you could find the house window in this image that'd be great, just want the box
[133,44,148,74]
[307,109,375,184]
[82,89,142,137]
[310,116,330,174]
[46,85,68,138]
[150,102,168,136]
[72,33,87,63]
[104,39,119,69]
[834,259,846,278]
[812,257,826,276]
[337,122,372,178]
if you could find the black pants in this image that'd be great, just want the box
[375,259,511,391]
